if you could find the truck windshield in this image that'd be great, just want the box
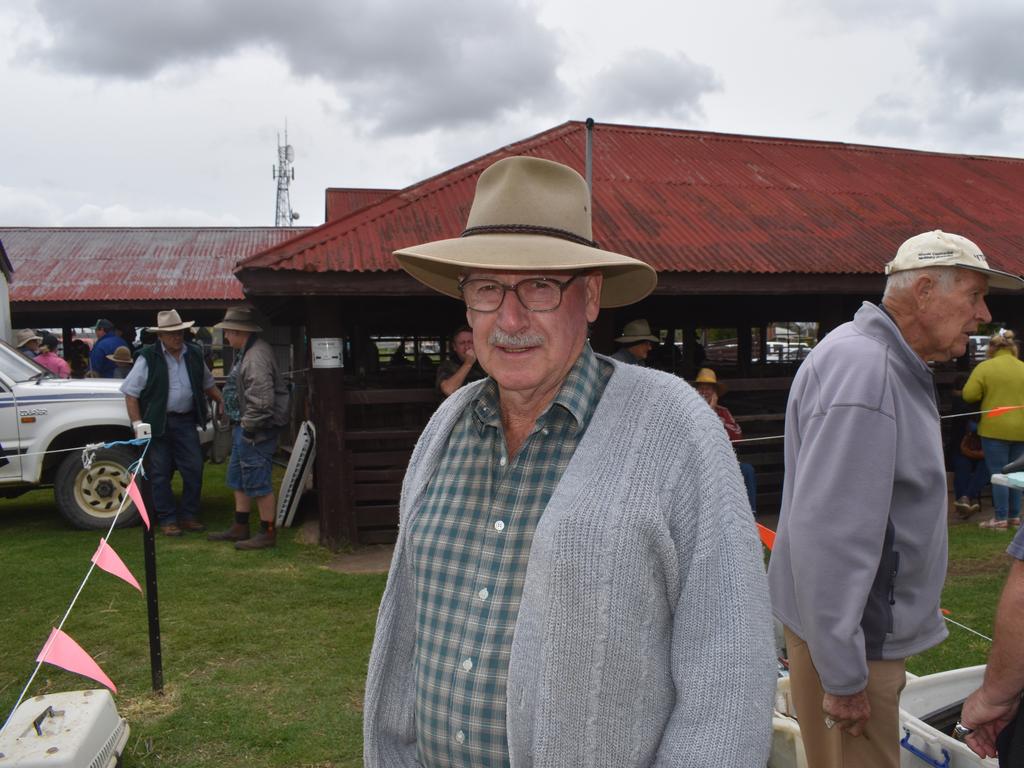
[0,339,54,382]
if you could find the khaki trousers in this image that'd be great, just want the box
[784,626,907,768]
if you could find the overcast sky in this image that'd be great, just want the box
[2,0,1022,228]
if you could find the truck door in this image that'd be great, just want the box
[0,378,22,480]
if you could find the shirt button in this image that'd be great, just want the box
[541,428,549,436]
[499,455,507,466]
[494,520,505,532]
[462,658,473,671]
[456,730,466,744]
[478,587,489,600]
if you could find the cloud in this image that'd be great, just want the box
[23,0,564,133]
[783,0,935,27]
[854,93,923,141]
[0,187,61,226]
[578,49,720,124]
[919,7,1024,95]
[59,204,242,227]
[856,91,1014,154]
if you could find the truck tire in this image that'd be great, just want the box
[54,446,141,529]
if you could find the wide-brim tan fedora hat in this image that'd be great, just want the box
[615,319,659,344]
[14,329,42,347]
[147,309,195,333]
[106,346,134,365]
[215,307,263,333]
[394,156,657,308]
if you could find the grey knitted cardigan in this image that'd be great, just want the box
[363,359,776,767]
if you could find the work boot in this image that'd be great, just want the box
[207,523,251,542]
[179,518,206,533]
[235,529,276,550]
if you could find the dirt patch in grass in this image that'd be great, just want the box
[946,550,1013,579]
[325,545,394,575]
[120,683,183,721]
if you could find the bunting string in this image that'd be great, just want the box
[0,436,151,736]
[732,404,1023,445]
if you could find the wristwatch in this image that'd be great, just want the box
[952,721,974,741]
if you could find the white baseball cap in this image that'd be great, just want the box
[885,230,1023,290]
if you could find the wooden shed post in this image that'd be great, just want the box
[307,298,353,550]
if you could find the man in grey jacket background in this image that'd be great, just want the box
[208,307,290,550]
[363,156,776,766]
[768,230,1023,767]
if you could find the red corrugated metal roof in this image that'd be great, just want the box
[325,188,399,222]
[239,121,1024,278]
[0,227,311,303]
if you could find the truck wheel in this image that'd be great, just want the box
[54,446,141,529]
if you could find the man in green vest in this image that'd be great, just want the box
[121,309,224,536]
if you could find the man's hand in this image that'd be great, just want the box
[823,690,871,737]
[242,429,257,446]
[961,687,1020,759]
[462,347,477,366]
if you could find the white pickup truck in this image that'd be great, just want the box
[0,339,209,529]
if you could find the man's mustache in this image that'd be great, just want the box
[488,329,545,347]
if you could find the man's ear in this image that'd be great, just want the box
[912,272,935,309]
[584,272,603,323]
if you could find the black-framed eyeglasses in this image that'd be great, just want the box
[458,274,582,313]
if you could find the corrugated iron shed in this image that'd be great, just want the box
[239,121,1024,279]
[325,188,398,222]
[1,227,311,303]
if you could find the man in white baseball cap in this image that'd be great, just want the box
[363,155,776,767]
[770,230,1023,767]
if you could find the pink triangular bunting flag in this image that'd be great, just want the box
[36,627,117,693]
[92,538,141,592]
[126,475,150,530]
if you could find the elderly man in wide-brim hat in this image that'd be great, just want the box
[13,329,42,359]
[121,309,224,536]
[611,317,660,365]
[362,156,775,766]
[206,307,290,550]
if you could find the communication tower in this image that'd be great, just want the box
[273,128,300,226]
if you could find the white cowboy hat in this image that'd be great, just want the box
[394,156,657,308]
[147,309,195,333]
[214,306,263,333]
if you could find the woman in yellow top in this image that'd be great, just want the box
[963,330,1024,528]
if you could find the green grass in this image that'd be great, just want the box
[0,463,385,767]
[0,476,1017,766]
[908,522,1014,675]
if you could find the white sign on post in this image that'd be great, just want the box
[311,338,343,369]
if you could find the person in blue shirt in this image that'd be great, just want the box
[89,318,129,377]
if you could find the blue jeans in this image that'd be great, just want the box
[227,426,279,498]
[952,453,989,501]
[148,412,204,525]
[981,437,1024,520]
[740,462,757,513]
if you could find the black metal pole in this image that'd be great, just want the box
[138,450,164,692]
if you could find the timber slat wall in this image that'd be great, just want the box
[339,379,797,544]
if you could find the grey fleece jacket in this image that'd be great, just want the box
[236,337,290,432]
[363,358,776,767]
[767,302,948,695]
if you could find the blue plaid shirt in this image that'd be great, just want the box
[410,344,611,767]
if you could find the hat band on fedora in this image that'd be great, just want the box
[461,223,598,249]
